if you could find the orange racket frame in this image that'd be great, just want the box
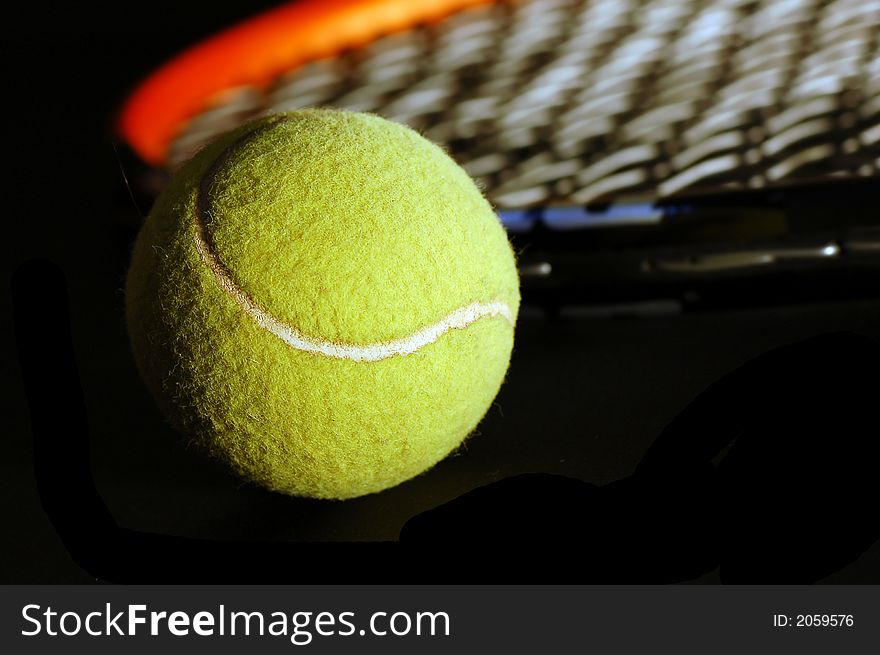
[118,0,493,165]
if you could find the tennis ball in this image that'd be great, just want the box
[126,109,519,499]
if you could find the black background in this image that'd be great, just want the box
[3,1,880,584]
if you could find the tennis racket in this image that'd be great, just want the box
[116,0,880,311]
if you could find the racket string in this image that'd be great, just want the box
[165,0,880,206]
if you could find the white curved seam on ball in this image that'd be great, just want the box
[193,219,514,362]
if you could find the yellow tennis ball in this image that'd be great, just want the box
[125,109,520,499]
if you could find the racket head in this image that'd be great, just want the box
[117,0,880,211]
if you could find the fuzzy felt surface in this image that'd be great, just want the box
[126,109,520,499]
